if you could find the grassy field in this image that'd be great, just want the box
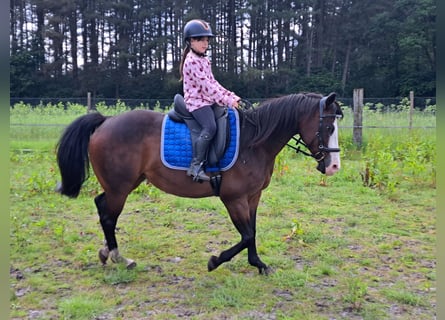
[10,102,436,319]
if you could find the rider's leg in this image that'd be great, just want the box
[187,105,216,182]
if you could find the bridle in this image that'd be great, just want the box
[287,96,342,162]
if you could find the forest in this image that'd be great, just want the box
[10,0,436,99]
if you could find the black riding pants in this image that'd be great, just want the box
[191,105,217,140]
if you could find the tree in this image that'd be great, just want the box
[9,0,436,99]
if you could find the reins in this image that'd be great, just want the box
[286,135,325,160]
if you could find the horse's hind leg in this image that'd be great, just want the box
[94,192,136,269]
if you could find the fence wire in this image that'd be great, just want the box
[10,96,436,111]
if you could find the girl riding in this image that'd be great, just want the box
[179,19,241,182]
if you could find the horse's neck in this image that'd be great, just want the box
[265,132,296,156]
[249,106,299,156]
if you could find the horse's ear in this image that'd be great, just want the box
[326,92,337,106]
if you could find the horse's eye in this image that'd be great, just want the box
[326,125,334,135]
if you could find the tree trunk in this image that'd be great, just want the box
[341,40,351,95]
[69,9,78,79]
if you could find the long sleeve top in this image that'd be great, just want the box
[182,51,239,112]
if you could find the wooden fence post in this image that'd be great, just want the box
[409,90,414,130]
[353,88,364,147]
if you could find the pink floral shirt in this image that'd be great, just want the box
[183,51,239,112]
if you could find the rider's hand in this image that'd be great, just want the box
[238,99,253,110]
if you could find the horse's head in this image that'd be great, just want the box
[298,92,343,176]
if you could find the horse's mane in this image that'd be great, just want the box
[240,92,322,148]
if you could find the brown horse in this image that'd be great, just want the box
[56,92,343,275]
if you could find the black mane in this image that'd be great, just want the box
[241,93,323,148]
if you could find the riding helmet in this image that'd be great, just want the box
[183,19,215,42]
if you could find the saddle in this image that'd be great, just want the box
[167,94,231,165]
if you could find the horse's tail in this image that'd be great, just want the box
[56,112,107,198]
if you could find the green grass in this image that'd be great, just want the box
[58,294,108,320]
[10,103,435,319]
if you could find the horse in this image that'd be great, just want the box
[56,92,343,275]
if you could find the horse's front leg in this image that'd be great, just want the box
[245,193,270,274]
[208,196,269,274]
[245,208,270,275]
[207,234,269,274]
[94,192,136,269]
[207,240,248,271]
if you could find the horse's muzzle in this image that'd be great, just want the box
[316,155,340,176]
[316,160,326,174]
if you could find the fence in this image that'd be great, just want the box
[349,89,435,146]
[10,94,436,112]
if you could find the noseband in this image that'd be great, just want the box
[287,96,341,162]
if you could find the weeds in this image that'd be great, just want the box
[360,130,435,192]
[343,275,368,311]
[382,287,427,307]
[284,218,305,242]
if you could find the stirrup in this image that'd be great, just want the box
[193,171,210,182]
[187,164,210,182]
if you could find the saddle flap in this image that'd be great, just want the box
[208,108,229,163]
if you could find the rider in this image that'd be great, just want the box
[179,19,241,182]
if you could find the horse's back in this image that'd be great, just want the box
[93,109,164,142]
[88,110,165,191]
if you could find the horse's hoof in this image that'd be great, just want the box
[98,248,109,265]
[126,260,137,270]
[54,181,62,193]
[207,255,218,272]
[259,266,272,275]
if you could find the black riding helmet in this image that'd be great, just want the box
[183,19,215,43]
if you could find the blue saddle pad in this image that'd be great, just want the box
[161,108,239,172]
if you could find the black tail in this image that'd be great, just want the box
[56,112,107,198]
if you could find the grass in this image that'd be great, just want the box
[58,294,108,320]
[10,103,436,319]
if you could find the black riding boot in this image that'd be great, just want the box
[187,135,211,182]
